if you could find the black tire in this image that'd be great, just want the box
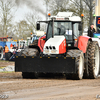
[21,47,39,56]
[0,46,3,60]
[22,72,29,78]
[83,61,89,79]
[83,41,91,79]
[8,52,12,60]
[5,52,12,61]
[22,72,38,79]
[32,40,38,45]
[66,74,73,79]
[66,50,84,80]
[21,47,39,79]
[87,41,99,79]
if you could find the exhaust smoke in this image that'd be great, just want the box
[15,0,46,15]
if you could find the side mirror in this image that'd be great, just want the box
[78,23,82,31]
[36,23,40,30]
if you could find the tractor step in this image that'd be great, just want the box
[15,56,76,73]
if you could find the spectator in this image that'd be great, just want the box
[13,45,16,49]
[10,43,13,49]
[87,24,96,37]
[5,45,9,60]
[16,44,18,50]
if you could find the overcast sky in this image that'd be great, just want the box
[14,0,46,22]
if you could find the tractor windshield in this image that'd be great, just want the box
[47,21,72,40]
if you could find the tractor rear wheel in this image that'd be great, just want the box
[83,41,91,79]
[0,46,3,60]
[20,47,39,56]
[66,50,84,80]
[87,41,99,79]
[21,47,39,79]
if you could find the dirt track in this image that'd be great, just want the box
[0,61,14,67]
[0,61,100,100]
[0,72,100,100]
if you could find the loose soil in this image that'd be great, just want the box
[0,61,100,100]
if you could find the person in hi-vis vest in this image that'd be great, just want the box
[5,45,9,60]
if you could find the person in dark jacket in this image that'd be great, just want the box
[87,24,96,37]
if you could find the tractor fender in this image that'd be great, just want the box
[78,36,92,53]
[38,35,46,52]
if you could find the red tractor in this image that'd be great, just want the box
[15,12,99,80]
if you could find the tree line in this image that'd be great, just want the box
[0,0,95,39]
[45,0,95,30]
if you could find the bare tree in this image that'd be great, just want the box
[14,20,31,40]
[69,0,95,29]
[0,0,16,37]
[47,0,69,15]
[69,0,84,17]
[43,0,50,20]
[83,0,95,26]
[68,0,85,30]
[25,11,42,34]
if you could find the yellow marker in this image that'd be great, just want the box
[32,56,34,58]
[64,57,66,59]
[56,57,58,59]
[48,57,50,58]
[40,57,42,58]
[16,56,18,58]
[72,57,74,59]
[24,56,26,58]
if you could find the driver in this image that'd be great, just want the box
[57,22,66,35]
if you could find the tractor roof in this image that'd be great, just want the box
[49,12,81,22]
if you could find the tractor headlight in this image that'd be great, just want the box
[44,49,49,53]
[51,46,57,53]
[51,50,57,53]
[44,46,57,54]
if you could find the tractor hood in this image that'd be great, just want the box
[43,36,66,54]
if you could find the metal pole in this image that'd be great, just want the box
[80,0,83,16]
[80,0,83,34]
[52,18,54,38]
[46,1,47,21]
[90,0,92,25]
[46,0,49,21]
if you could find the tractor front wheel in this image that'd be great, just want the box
[21,47,39,79]
[66,50,84,80]
[20,47,39,56]
[22,72,38,79]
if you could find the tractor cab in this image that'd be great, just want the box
[46,20,82,44]
[37,12,82,53]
